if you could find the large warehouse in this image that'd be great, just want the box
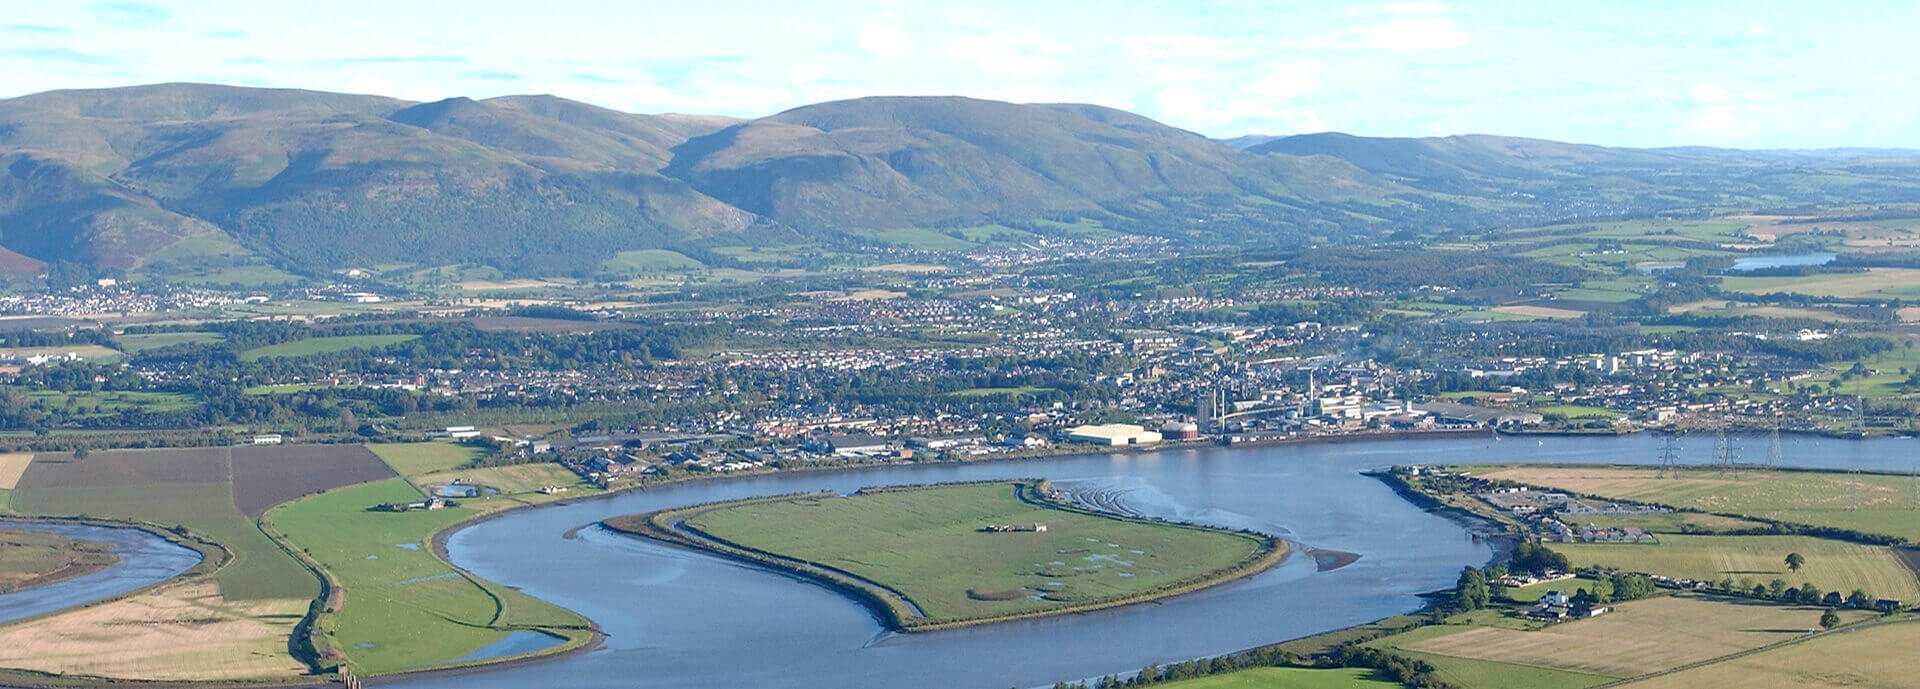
[1064,423,1164,446]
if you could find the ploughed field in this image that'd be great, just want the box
[0,528,119,593]
[626,481,1280,628]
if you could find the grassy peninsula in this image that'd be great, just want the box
[603,480,1285,630]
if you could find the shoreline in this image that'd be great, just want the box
[0,530,121,595]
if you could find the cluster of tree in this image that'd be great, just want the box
[1049,640,1454,689]
[1509,542,1571,576]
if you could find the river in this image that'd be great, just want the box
[0,520,201,625]
[380,432,1917,689]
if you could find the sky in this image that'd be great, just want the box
[1,0,1917,149]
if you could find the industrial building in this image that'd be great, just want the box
[1064,424,1163,446]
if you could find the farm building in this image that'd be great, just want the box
[251,434,283,445]
[1065,424,1163,446]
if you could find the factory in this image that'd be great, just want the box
[1064,423,1164,446]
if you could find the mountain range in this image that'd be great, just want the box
[3,83,1919,281]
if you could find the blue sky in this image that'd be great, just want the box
[1,0,1915,148]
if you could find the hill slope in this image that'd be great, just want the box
[4,83,1920,279]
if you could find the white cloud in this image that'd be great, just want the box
[1155,86,1271,124]
[1242,62,1324,98]
[1745,26,1771,38]
[1687,83,1732,104]
[1151,64,1214,83]
[1124,35,1252,61]
[1286,17,1471,51]
[788,62,826,85]
[1385,2,1450,15]
[858,24,912,58]
[945,30,1069,76]
[941,7,990,30]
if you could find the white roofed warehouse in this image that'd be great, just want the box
[1065,424,1163,446]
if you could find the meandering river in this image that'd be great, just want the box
[0,520,200,625]
[379,432,1915,689]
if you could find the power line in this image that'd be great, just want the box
[1714,424,1739,480]
[1658,431,1682,479]
[1766,425,1782,470]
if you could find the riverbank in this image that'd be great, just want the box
[0,529,120,594]
[603,479,1288,633]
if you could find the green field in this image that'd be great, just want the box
[1552,534,1920,601]
[1477,466,1920,542]
[1531,404,1623,420]
[1153,667,1405,689]
[1721,268,1920,299]
[116,331,223,352]
[368,442,480,475]
[662,482,1276,626]
[267,478,591,676]
[1561,511,1766,534]
[239,334,421,362]
[22,389,197,417]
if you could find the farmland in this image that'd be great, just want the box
[114,331,223,353]
[409,462,590,497]
[238,334,421,361]
[0,580,307,681]
[1366,596,1873,689]
[266,477,593,676]
[1551,535,1920,602]
[1720,267,1920,299]
[1619,619,1920,688]
[0,444,401,681]
[619,481,1281,628]
[1473,465,1920,541]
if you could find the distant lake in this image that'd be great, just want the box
[1727,253,1836,271]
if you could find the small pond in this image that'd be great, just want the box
[435,484,498,498]
[1727,253,1836,271]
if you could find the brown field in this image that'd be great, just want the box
[19,447,231,488]
[19,445,393,517]
[0,316,95,331]
[0,581,305,681]
[1492,305,1586,319]
[1402,596,1869,678]
[1620,619,1920,689]
[228,445,395,516]
[0,453,30,490]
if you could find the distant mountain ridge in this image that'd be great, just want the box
[3,83,1920,280]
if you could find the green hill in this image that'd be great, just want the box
[4,83,1920,279]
